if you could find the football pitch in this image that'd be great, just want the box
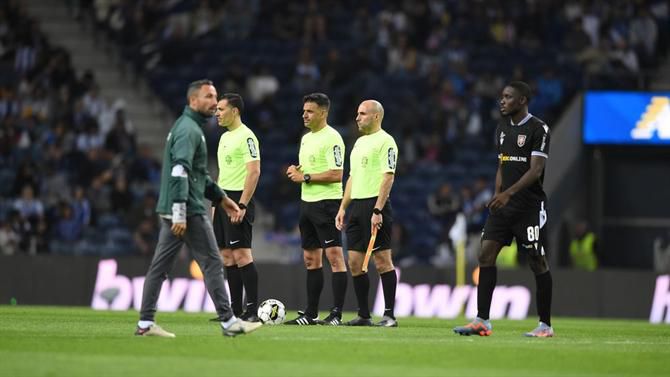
[1,306,668,377]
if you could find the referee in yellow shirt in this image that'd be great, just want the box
[336,100,399,327]
[213,93,261,322]
[285,93,348,326]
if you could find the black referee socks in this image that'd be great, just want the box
[240,262,259,312]
[306,267,324,318]
[225,265,243,316]
[353,273,371,318]
[380,270,397,319]
[332,271,347,313]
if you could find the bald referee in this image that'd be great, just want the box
[213,93,261,322]
[336,100,399,327]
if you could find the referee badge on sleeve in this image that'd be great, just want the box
[247,138,258,158]
[387,148,397,169]
[333,145,343,167]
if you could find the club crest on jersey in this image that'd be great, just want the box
[517,134,527,147]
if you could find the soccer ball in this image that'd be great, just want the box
[257,299,286,325]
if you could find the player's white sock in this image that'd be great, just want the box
[221,316,238,330]
[138,320,154,329]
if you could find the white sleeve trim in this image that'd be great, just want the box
[531,151,548,158]
[171,164,188,178]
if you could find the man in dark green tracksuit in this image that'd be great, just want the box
[134,80,262,338]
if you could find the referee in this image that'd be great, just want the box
[213,93,261,322]
[335,100,399,327]
[285,93,348,326]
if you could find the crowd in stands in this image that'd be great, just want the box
[0,1,162,256]
[3,0,668,265]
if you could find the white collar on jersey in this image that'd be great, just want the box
[510,113,533,127]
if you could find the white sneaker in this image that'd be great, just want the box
[222,319,262,337]
[524,322,554,337]
[135,324,176,338]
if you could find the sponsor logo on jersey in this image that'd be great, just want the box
[247,138,258,158]
[499,131,506,146]
[631,96,670,140]
[517,134,527,147]
[333,145,343,167]
[498,154,528,163]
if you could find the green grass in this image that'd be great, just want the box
[1,306,669,377]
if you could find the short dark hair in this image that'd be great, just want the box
[186,79,214,101]
[507,81,532,104]
[220,93,245,115]
[303,92,330,110]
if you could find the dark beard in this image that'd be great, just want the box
[503,107,520,118]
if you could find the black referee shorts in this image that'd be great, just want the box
[299,199,342,250]
[482,202,548,257]
[212,191,255,250]
[346,197,393,253]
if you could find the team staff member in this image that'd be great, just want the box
[335,100,399,328]
[285,93,348,326]
[135,80,261,337]
[454,81,554,337]
[213,93,261,322]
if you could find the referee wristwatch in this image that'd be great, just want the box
[238,202,248,210]
[303,174,312,184]
[372,208,382,215]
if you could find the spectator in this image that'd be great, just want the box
[629,8,658,59]
[133,217,158,256]
[71,185,91,227]
[246,65,280,104]
[471,177,493,230]
[427,182,461,257]
[7,209,32,253]
[294,47,320,92]
[52,201,84,243]
[569,220,598,271]
[302,0,327,43]
[13,184,44,221]
[0,220,20,255]
[82,85,106,118]
[109,174,133,216]
[104,109,136,155]
[76,119,104,152]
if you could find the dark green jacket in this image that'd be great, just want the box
[156,106,225,216]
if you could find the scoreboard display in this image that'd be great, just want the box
[583,91,670,145]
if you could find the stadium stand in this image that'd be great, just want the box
[3,0,668,263]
